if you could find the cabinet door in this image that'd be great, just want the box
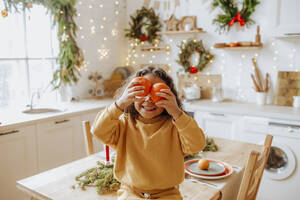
[270,0,300,36]
[0,125,37,200]
[81,111,104,154]
[36,116,81,172]
[194,111,239,140]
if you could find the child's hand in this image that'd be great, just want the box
[115,80,145,111]
[155,89,182,120]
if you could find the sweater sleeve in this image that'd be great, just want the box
[172,112,206,156]
[91,102,125,149]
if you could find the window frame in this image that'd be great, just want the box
[0,7,58,105]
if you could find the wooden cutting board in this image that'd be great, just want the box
[275,71,300,106]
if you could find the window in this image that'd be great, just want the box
[0,5,59,107]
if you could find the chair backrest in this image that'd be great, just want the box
[82,121,94,156]
[237,134,273,200]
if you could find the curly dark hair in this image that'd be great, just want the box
[114,66,183,120]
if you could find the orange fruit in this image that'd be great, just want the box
[132,77,151,97]
[198,158,210,170]
[150,83,170,102]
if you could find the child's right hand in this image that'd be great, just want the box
[115,79,145,111]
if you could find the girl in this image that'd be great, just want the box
[91,66,206,199]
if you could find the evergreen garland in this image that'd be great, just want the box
[3,0,84,89]
[212,0,260,32]
[177,39,214,73]
[125,7,161,45]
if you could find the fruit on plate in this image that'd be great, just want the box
[150,83,170,102]
[198,158,210,170]
[132,77,151,97]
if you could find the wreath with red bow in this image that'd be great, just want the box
[125,7,162,45]
[212,0,260,32]
[177,39,214,74]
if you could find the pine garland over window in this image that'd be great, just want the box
[3,0,84,89]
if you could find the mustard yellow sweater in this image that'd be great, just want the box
[91,103,206,191]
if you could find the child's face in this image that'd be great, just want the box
[134,73,165,119]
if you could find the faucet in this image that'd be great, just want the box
[28,91,40,110]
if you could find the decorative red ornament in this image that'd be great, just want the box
[105,145,110,162]
[190,66,198,74]
[141,34,146,41]
[228,12,245,26]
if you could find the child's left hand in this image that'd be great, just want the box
[155,89,182,120]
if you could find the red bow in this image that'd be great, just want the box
[190,66,198,74]
[228,12,245,26]
[141,34,146,41]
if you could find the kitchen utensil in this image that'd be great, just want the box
[252,58,263,91]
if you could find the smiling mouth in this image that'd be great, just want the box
[142,105,156,111]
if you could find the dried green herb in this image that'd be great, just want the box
[73,160,120,194]
[203,137,218,152]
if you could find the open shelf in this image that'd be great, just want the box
[140,45,171,52]
[157,29,205,35]
[214,43,263,50]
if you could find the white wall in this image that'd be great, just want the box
[73,0,127,98]
[75,0,300,104]
[126,0,300,104]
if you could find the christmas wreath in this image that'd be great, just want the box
[212,0,260,32]
[177,39,214,74]
[125,7,162,45]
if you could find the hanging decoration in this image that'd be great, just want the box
[125,6,162,46]
[212,0,260,32]
[2,0,84,89]
[177,39,214,74]
[1,9,7,17]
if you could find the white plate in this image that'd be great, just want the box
[185,159,233,180]
[186,160,226,176]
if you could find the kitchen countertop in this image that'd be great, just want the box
[1,98,300,130]
[0,98,114,129]
[183,99,300,122]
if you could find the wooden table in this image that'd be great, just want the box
[17,138,262,200]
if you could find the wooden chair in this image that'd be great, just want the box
[82,121,95,156]
[237,134,273,200]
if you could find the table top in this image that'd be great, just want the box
[17,138,262,200]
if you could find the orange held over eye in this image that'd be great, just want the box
[150,83,170,102]
[198,158,210,170]
[132,77,152,97]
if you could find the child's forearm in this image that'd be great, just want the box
[173,113,206,154]
[91,103,124,146]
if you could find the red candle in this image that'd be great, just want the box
[105,145,109,162]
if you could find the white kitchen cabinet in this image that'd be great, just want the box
[0,125,37,200]
[194,111,240,140]
[36,116,83,172]
[80,110,104,154]
[270,0,300,37]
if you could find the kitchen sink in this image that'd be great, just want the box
[22,108,65,114]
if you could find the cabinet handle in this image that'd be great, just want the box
[209,112,225,117]
[54,119,70,124]
[0,130,19,136]
[269,122,300,129]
